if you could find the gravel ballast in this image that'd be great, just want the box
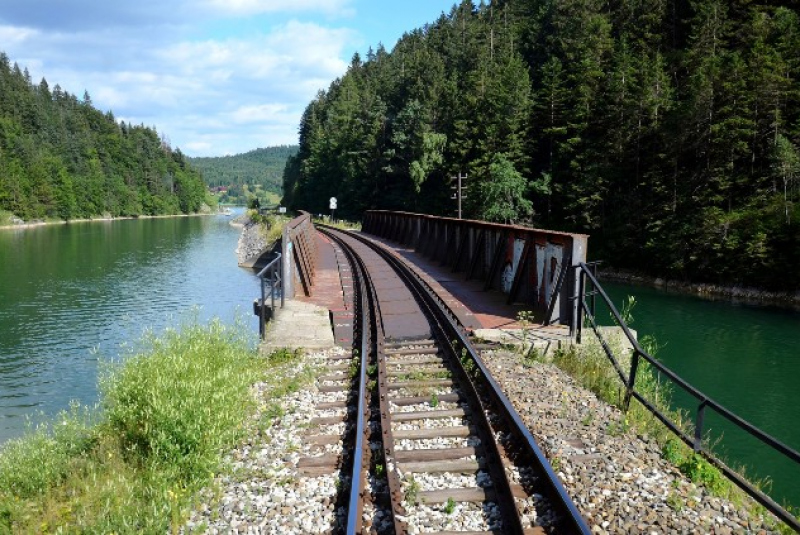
[181,345,784,534]
[482,348,781,534]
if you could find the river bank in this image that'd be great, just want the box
[599,268,800,309]
[0,207,216,231]
[0,321,277,533]
[233,212,269,267]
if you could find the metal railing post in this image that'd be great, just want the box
[624,350,640,412]
[280,253,285,308]
[694,399,708,452]
[590,263,598,318]
[260,274,267,338]
[575,266,585,344]
[270,262,276,312]
[256,252,283,338]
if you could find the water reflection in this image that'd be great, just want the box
[0,211,258,443]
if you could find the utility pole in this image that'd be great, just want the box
[450,173,468,219]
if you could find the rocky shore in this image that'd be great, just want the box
[178,342,784,534]
[0,208,214,231]
[233,213,269,266]
[599,269,800,309]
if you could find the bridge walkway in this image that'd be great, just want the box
[297,228,570,351]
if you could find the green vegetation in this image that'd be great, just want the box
[0,53,208,223]
[249,210,287,245]
[284,0,800,291]
[190,146,297,204]
[550,337,773,506]
[313,215,362,231]
[443,496,456,515]
[0,321,303,533]
[219,183,281,209]
[403,474,421,504]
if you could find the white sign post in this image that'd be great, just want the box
[329,197,337,222]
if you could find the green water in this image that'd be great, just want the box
[0,211,258,443]
[601,281,800,509]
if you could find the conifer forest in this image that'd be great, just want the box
[0,53,208,222]
[189,146,298,203]
[283,0,800,291]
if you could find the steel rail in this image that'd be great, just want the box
[378,249,528,535]
[328,226,517,532]
[310,223,374,533]
[324,225,591,534]
[319,227,406,533]
[335,233,372,535]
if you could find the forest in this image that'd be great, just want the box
[282,0,800,291]
[189,146,297,205]
[0,52,209,222]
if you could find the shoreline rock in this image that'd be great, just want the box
[0,210,214,231]
[599,268,800,310]
[235,215,269,266]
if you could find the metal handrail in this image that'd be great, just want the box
[256,253,283,336]
[575,262,800,531]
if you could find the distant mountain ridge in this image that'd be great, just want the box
[189,146,298,196]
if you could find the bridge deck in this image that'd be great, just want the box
[298,229,570,347]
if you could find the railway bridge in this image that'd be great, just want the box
[252,210,800,534]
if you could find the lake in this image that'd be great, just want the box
[0,210,259,443]
[601,280,800,509]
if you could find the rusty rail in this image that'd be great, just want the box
[362,211,588,328]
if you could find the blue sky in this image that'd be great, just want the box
[0,0,459,157]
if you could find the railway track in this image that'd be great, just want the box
[313,225,590,535]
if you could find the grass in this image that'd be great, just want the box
[313,216,362,231]
[249,211,287,245]
[395,370,451,382]
[443,497,456,515]
[403,475,421,504]
[0,320,304,534]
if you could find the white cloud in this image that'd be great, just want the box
[0,25,38,45]
[184,141,214,153]
[162,21,351,82]
[231,104,288,124]
[201,0,353,16]
[0,5,358,156]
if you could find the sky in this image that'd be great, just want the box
[0,0,459,157]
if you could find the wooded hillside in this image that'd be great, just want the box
[190,146,297,202]
[0,53,208,222]
[283,0,800,291]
